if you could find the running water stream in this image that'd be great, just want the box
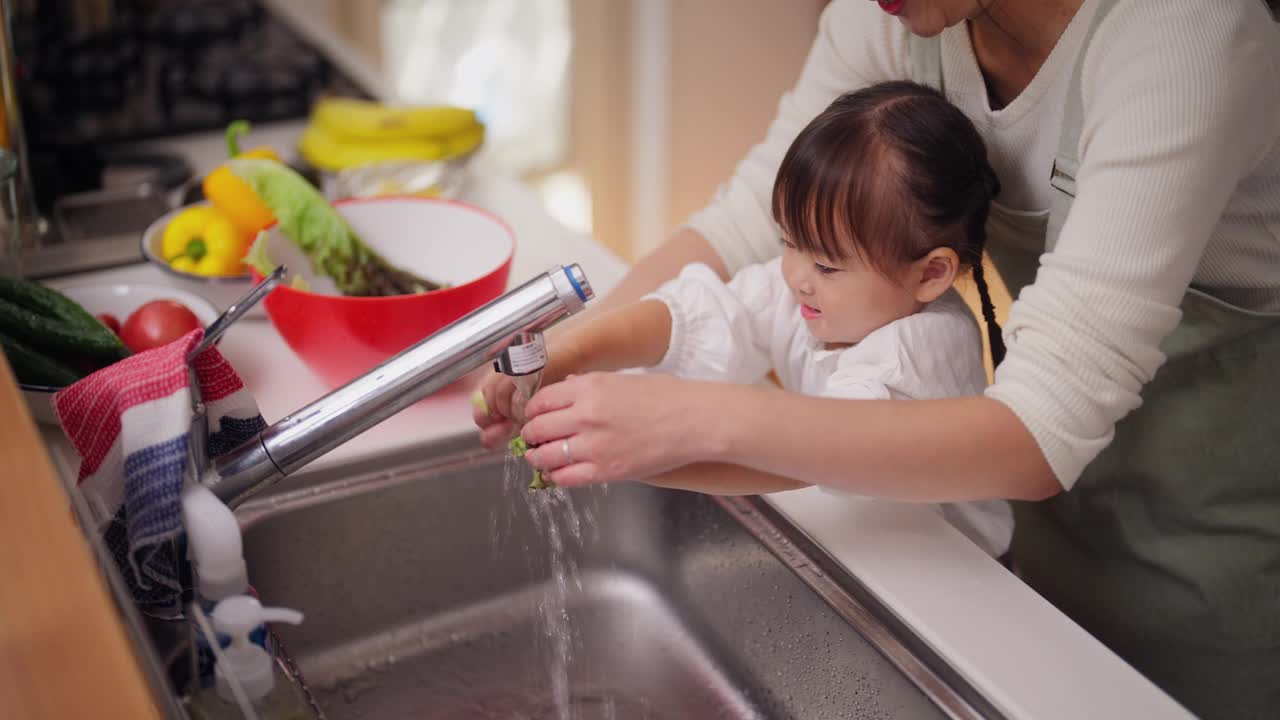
[486,376,608,719]
[489,450,608,720]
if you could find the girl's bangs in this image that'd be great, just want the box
[772,127,913,274]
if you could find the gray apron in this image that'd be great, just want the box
[912,5,1280,718]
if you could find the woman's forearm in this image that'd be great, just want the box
[646,462,810,495]
[555,227,729,339]
[547,227,726,379]
[550,227,728,380]
[700,384,1060,502]
[601,227,730,311]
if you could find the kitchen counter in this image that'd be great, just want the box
[0,355,162,720]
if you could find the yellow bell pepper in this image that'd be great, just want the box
[202,120,279,236]
[162,205,248,276]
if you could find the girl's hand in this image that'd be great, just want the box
[520,372,719,487]
[472,371,523,450]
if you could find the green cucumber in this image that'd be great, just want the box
[0,277,105,333]
[0,330,84,387]
[0,297,129,362]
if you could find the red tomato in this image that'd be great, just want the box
[119,300,203,353]
[96,313,121,335]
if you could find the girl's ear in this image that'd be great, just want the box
[911,248,959,303]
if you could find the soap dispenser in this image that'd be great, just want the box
[186,595,314,720]
[182,483,271,688]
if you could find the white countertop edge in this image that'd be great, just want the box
[765,489,1194,719]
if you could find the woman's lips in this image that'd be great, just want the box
[800,304,822,320]
[878,0,904,16]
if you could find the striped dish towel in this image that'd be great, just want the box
[53,329,266,614]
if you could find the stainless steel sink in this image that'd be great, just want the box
[232,441,998,720]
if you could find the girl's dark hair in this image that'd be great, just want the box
[772,81,1005,365]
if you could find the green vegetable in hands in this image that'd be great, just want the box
[472,390,555,490]
[508,436,527,457]
[508,436,554,490]
[230,157,443,296]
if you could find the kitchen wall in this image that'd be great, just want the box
[568,0,825,261]
[324,0,824,261]
[327,0,382,71]
[660,0,824,256]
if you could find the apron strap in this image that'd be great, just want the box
[1045,0,1119,250]
[1048,0,1278,248]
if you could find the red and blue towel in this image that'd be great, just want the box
[53,329,265,614]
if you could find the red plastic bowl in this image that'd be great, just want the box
[251,196,514,388]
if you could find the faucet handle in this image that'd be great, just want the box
[183,265,286,486]
[187,264,286,365]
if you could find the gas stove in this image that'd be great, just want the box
[13,0,367,212]
[9,0,368,277]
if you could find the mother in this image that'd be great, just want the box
[510,1,1280,716]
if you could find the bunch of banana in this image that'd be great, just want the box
[299,97,485,172]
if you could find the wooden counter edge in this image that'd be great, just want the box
[0,354,162,719]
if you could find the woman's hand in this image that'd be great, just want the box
[472,350,579,449]
[520,372,720,487]
[472,333,583,449]
[473,299,678,451]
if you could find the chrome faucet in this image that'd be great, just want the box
[206,264,594,506]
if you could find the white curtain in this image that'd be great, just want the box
[382,0,573,176]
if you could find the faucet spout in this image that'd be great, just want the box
[207,264,594,506]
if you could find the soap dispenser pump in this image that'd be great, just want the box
[182,483,270,689]
[211,596,302,704]
[186,595,314,720]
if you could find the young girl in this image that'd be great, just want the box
[475,81,1012,556]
